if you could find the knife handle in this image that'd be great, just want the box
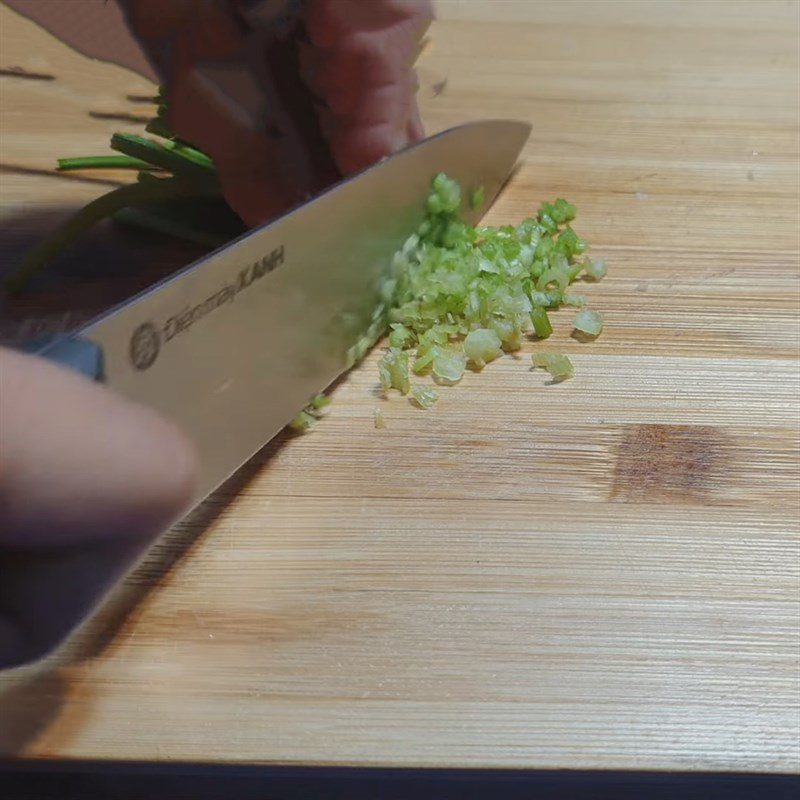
[22,334,105,383]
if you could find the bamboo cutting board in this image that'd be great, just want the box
[1,0,799,773]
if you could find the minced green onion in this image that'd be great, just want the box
[412,347,438,375]
[432,349,467,385]
[583,257,607,281]
[411,385,439,409]
[464,328,502,368]
[539,198,576,225]
[562,293,587,307]
[388,323,415,348]
[470,186,485,210]
[373,173,606,411]
[426,172,461,214]
[214,169,607,431]
[311,393,331,412]
[573,309,604,337]
[378,347,411,395]
[531,352,574,383]
[536,267,569,294]
[289,410,316,432]
[289,392,333,432]
[530,306,553,339]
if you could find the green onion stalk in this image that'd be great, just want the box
[6,91,244,292]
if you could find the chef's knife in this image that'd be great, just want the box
[35,120,530,504]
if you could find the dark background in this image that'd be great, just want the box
[0,762,798,800]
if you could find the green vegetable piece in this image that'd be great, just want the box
[426,172,461,214]
[534,236,554,260]
[562,294,587,308]
[411,385,439,409]
[311,393,331,412]
[378,347,411,395]
[549,253,569,273]
[57,155,157,172]
[432,348,467,385]
[583,257,607,281]
[566,261,584,281]
[573,309,604,338]
[491,318,523,351]
[539,199,576,226]
[536,267,569,294]
[290,393,333,432]
[538,210,557,234]
[289,410,316,432]
[470,186,485,210]
[463,328,502,368]
[555,226,586,258]
[367,174,600,393]
[553,198,577,223]
[374,409,387,429]
[530,306,553,339]
[389,323,415,348]
[531,352,574,383]
[412,344,439,374]
[110,133,216,182]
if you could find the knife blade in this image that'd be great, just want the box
[40,119,530,504]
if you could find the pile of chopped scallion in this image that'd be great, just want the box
[293,173,606,431]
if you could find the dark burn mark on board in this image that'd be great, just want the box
[611,424,727,505]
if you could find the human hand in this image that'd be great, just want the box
[0,346,196,668]
[120,0,433,225]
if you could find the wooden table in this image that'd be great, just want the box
[1,0,799,778]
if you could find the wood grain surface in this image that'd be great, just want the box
[1,0,799,773]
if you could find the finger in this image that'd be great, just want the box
[0,347,197,550]
[125,0,243,55]
[304,0,433,49]
[0,347,199,667]
[167,65,308,226]
[346,70,420,128]
[306,16,427,115]
[326,78,417,173]
[407,89,425,141]
[124,1,325,226]
[302,0,433,175]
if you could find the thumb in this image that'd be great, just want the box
[0,346,197,667]
[0,346,197,549]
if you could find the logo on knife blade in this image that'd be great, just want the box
[129,322,161,370]
[127,245,285,371]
